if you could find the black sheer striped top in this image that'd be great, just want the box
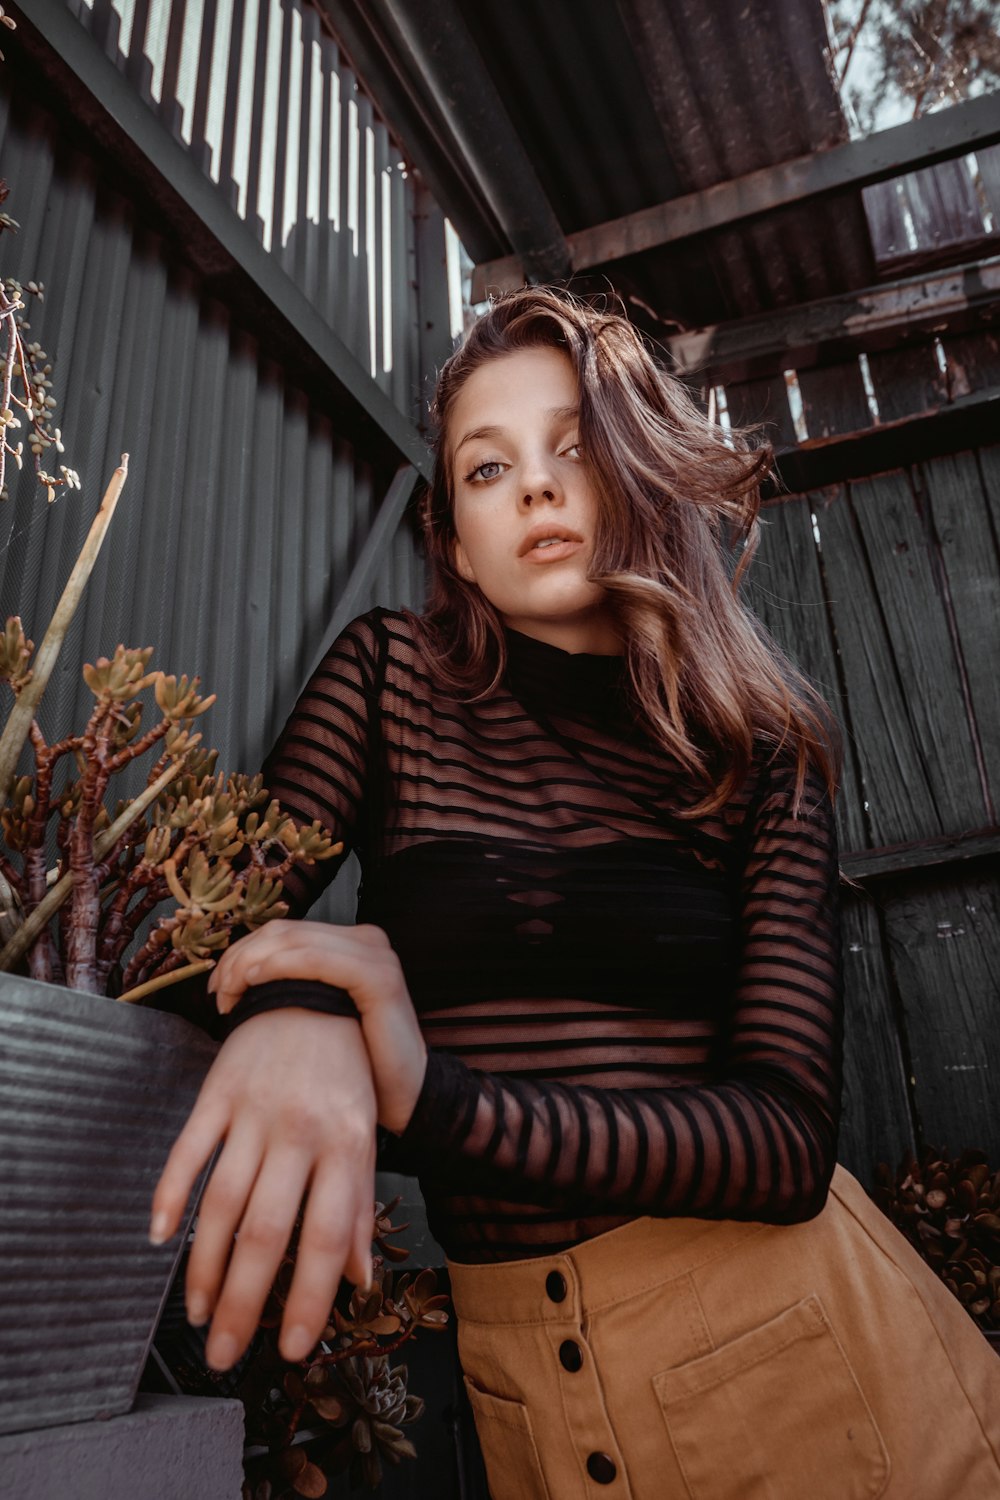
[244,607,843,1264]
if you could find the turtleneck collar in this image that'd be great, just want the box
[502,625,629,722]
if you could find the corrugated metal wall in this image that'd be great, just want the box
[65,0,426,419]
[0,12,442,922]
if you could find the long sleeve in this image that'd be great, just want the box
[229,612,384,1029]
[391,759,843,1225]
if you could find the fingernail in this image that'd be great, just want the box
[205,1331,238,1371]
[282,1324,314,1362]
[148,1211,170,1246]
[187,1292,210,1327]
[246,965,260,985]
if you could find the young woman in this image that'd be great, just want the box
[153,288,1000,1498]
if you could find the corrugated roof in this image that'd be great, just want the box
[326,0,878,335]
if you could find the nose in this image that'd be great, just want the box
[518,456,563,509]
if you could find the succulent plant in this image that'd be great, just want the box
[156,1197,453,1497]
[0,625,341,998]
[874,1145,1000,1330]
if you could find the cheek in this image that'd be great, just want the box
[451,503,494,579]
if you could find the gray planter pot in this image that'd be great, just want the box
[0,972,218,1436]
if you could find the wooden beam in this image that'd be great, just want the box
[765,387,1000,497]
[667,255,1000,383]
[472,92,1000,299]
[306,464,419,678]
[842,826,1000,882]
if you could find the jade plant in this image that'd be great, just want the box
[874,1145,1000,1333]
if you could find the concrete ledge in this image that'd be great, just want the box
[0,1393,245,1500]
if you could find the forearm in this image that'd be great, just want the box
[386,1046,838,1223]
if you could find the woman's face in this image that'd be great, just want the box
[447,345,620,655]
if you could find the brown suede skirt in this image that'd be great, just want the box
[447,1165,1000,1499]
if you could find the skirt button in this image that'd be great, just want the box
[586,1452,617,1484]
[545,1270,567,1303]
[559,1339,583,1372]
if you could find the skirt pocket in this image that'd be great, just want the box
[652,1293,890,1500]
[462,1375,552,1500]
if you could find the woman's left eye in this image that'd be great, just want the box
[562,442,582,459]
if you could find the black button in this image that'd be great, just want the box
[545,1271,567,1303]
[559,1339,583,1372]
[587,1453,617,1485]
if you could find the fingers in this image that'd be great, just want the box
[214,937,384,1016]
[208,922,392,1015]
[150,1085,231,1246]
[158,1009,383,1373]
[183,1121,263,1327]
[204,1145,312,1371]
[278,1145,377,1362]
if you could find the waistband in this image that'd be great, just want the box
[447,1208,771,1328]
[446,1165,854,1327]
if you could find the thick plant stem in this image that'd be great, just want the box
[64,708,110,991]
[0,755,185,975]
[0,456,128,816]
[118,958,215,1005]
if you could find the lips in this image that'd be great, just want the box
[518,525,584,558]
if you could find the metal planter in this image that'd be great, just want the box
[0,972,218,1436]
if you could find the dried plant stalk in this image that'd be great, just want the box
[0,455,128,815]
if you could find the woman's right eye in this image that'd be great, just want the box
[465,460,505,483]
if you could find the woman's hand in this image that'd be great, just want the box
[150,1008,377,1371]
[208,921,428,1134]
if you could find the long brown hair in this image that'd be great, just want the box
[416,286,840,816]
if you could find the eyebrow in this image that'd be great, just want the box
[454,404,580,457]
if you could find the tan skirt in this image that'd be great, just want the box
[447,1165,1000,1499]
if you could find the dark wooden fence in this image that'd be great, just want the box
[733,329,1000,1186]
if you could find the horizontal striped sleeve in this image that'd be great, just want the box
[232,614,382,1028]
[258,612,380,914]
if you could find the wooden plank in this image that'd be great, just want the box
[850,469,985,830]
[666,254,1000,385]
[837,891,916,1191]
[977,143,1000,224]
[920,450,1000,818]
[882,865,1000,1162]
[815,482,942,846]
[844,826,1000,882]
[899,157,988,251]
[771,387,1000,495]
[796,360,871,440]
[936,328,1000,398]
[723,374,797,448]
[862,179,911,262]
[864,344,947,424]
[472,92,1000,295]
[977,443,1000,543]
[746,495,867,852]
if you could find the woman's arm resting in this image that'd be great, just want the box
[209,766,841,1226]
[150,1008,379,1371]
[208,920,428,1134]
